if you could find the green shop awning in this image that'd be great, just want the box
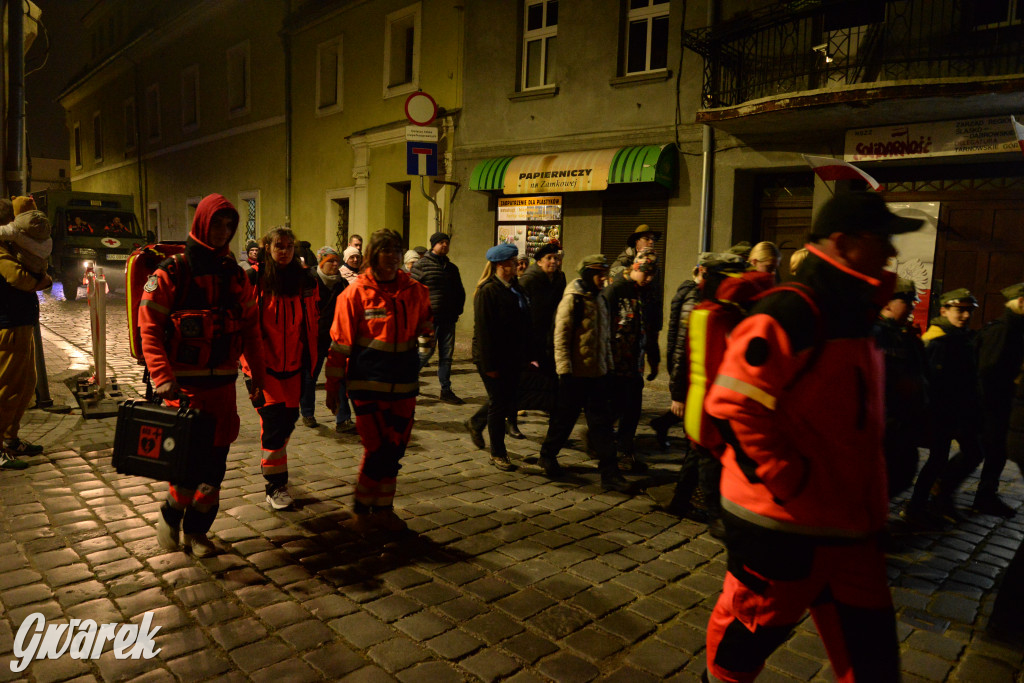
[469,144,676,194]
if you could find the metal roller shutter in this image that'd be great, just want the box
[601,189,668,263]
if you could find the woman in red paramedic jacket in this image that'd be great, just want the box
[138,193,265,557]
[325,229,433,534]
[241,227,319,511]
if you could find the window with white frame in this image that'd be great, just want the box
[73,123,82,168]
[123,97,137,153]
[238,191,259,244]
[145,84,161,141]
[93,111,103,163]
[383,3,421,98]
[625,0,669,74]
[181,64,199,131]
[227,41,251,116]
[522,0,557,90]
[316,36,343,115]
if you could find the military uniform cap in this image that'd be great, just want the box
[727,241,752,257]
[1001,283,1024,301]
[626,224,662,247]
[891,277,918,302]
[939,288,978,308]
[811,192,924,238]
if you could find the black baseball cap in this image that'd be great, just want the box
[810,192,923,239]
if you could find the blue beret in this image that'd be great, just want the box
[486,243,519,262]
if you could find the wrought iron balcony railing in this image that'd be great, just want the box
[682,0,1024,109]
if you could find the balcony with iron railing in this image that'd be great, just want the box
[682,0,1024,132]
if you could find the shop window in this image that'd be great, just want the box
[181,64,199,131]
[227,41,250,116]
[383,3,421,98]
[73,123,82,169]
[123,97,136,154]
[145,84,161,142]
[625,0,669,74]
[317,36,343,115]
[92,111,103,164]
[521,0,558,90]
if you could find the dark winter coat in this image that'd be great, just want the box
[472,276,532,374]
[315,274,347,359]
[873,316,929,430]
[517,263,566,368]
[410,251,466,324]
[977,310,1024,414]
[922,318,981,429]
[666,279,700,376]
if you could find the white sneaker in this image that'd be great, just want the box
[184,533,218,558]
[156,514,179,550]
[266,487,294,510]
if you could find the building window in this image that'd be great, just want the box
[522,0,557,90]
[181,64,199,131]
[186,196,201,227]
[383,3,421,98]
[239,191,259,244]
[973,0,1024,27]
[92,111,103,163]
[227,41,251,116]
[123,97,137,154]
[147,201,160,240]
[73,123,82,168]
[145,84,161,142]
[625,0,670,74]
[316,36,343,115]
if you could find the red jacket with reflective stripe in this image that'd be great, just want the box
[240,263,319,380]
[138,194,264,390]
[705,245,893,538]
[326,269,432,401]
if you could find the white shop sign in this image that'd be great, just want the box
[845,115,1021,162]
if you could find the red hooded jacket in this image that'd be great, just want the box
[138,194,265,390]
[240,261,319,383]
[705,245,892,538]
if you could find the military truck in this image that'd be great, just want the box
[31,190,151,300]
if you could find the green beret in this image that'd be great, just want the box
[1001,283,1024,301]
[939,288,978,308]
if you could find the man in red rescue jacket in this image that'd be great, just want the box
[138,193,265,557]
[701,193,921,683]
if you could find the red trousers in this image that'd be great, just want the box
[352,397,415,510]
[706,516,898,683]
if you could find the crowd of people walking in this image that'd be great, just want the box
[9,189,1022,678]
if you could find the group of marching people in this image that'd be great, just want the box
[138,194,431,556]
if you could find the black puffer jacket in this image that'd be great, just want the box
[517,263,566,368]
[315,274,347,359]
[666,280,700,376]
[410,252,466,324]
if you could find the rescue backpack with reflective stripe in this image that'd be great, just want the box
[126,242,186,363]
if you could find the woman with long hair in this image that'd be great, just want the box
[465,243,533,470]
[242,226,319,510]
[325,229,432,533]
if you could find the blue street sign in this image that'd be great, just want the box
[407,141,438,176]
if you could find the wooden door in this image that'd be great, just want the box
[933,200,1024,329]
[759,194,812,281]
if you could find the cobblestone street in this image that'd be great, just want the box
[1,290,1022,682]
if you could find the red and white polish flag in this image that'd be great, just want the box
[801,154,882,191]
[1010,116,1024,154]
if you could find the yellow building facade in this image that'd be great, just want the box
[59,0,464,258]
